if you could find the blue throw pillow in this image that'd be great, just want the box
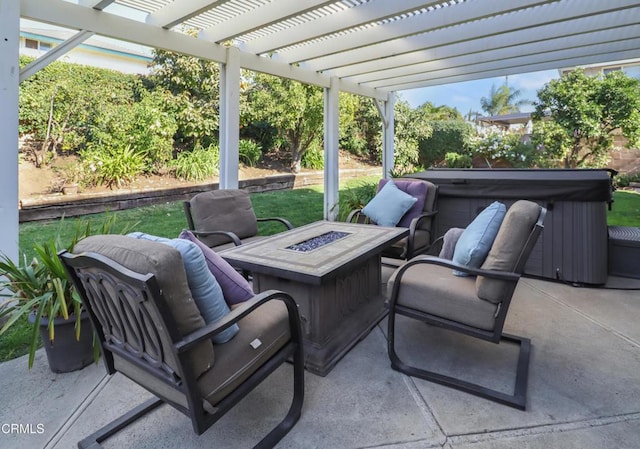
[128,232,239,343]
[452,201,507,276]
[362,179,418,227]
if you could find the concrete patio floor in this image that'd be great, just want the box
[1,276,639,449]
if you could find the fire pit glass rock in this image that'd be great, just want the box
[286,231,350,252]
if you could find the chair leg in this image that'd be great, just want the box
[254,341,305,449]
[78,397,164,449]
[388,312,530,410]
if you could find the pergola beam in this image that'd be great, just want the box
[146,0,231,29]
[200,0,335,44]
[79,0,116,9]
[345,23,640,85]
[387,49,640,91]
[0,0,20,262]
[278,0,559,65]
[19,30,94,82]
[364,36,640,89]
[303,0,639,72]
[242,0,445,55]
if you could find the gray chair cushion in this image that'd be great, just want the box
[190,189,259,248]
[388,262,498,331]
[74,235,215,378]
[198,299,290,407]
[477,200,541,304]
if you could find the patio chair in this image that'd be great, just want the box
[184,189,294,251]
[59,235,304,449]
[346,178,438,260]
[387,200,546,410]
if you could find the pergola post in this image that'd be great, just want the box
[219,46,240,190]
[381,92,395,179]
[323,77,340,221]
[0,0,20,262]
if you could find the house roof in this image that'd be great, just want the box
[478,112,533,126]
[20,0,640,100]
[21,27,152,61]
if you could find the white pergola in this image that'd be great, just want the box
[2,0,640,260]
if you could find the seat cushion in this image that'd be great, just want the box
[129,233,238,343]
[388,262,498,331]
[363,179,417,227]
[180,230,254,306]
[378,179,428,228]
[190,189,259,248]
[452,201,506,276]
[74,235,215,378]
[198,299,291,407]
[477,200,541,304]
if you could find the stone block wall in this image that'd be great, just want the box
[609,135,640,174]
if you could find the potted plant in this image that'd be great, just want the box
[0,216,132,372]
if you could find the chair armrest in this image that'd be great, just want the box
[257,217,294,230]
[408,210,438,233]
[395,255,521,283]
[346,209,373,224]
[175,290,300,353]
[191,230,242,246]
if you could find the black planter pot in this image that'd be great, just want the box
[29,311,95,373]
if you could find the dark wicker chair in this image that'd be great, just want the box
[346,178,438,260]
[184,189,293,251]
[387,200,546,410]
[59,235,304,449]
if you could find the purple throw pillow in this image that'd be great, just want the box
[179,230,254,306]
[377,179,428,228]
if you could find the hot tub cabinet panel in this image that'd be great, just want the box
[411,169,613,285]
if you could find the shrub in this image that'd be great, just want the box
[470,133,539,168]
[85,89,177,174]
[301,143,324,170]
[336,180,378,221]
[418,121,474,167]
[615,172,640,188]
[81,145,146,188]
[445,152,473,168]
[239,139,262,167]
[170,144,220,181]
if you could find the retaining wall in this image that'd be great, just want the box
[19,168,380,222]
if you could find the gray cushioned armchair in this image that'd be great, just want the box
[347,178,438,260]
[59,235,304,449]
[184,189,293,251]
[387,200,546,410]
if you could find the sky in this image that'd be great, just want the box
[399,69,560,116]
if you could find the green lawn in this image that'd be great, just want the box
[2,182,638,363]
[608,190,640,226]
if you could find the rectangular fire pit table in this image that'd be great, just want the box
[220,221,408,376]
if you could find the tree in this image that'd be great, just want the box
[245,73,324,172]
[480,79,529,116]
[392,100,433,175]
[532,69,640,168]
[148,46,220,148]
[19,57,135,167]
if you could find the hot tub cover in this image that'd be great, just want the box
[410,169,614,203]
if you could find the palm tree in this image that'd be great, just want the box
[480,79,530,116]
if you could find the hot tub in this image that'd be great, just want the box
[410,169,614,285]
